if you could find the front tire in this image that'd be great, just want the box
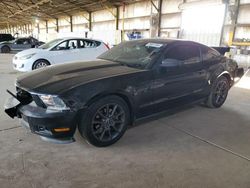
[206,76,229,108]
[32,59,50,70]
[1,46,10,53]
[78,96,130,147]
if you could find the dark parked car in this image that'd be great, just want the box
[0,34,15,42]
[0,37,44,53]
[4,39,244,147]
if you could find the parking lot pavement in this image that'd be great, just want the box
[0,54,250,188]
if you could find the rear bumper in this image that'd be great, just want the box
[5,96,78,143]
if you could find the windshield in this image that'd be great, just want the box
[98,40,164,68]
[39,39,64,49]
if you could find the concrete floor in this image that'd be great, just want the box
[0,54,250,188]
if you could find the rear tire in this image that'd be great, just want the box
[78,95,130,147]
[32,59,50,70]
[1,46,10,53]
[206,76,229,108]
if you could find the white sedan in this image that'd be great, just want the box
[13,37,109,72]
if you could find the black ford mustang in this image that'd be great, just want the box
[4,39,244,147]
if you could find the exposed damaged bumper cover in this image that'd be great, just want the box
[236,67,244,79]
[4,89,78,144]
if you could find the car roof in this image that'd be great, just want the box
[132,38,205,46]
[58,37,103,42]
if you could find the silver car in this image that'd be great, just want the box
[0,37,44,53]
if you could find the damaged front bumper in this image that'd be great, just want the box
[4,92,78,144]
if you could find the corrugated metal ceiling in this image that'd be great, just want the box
[0,0,143,28]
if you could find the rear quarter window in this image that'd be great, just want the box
[164,45,201,65]
[201,46,220,62]
[79,40,101,48]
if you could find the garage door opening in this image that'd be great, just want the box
[180,3,225,46]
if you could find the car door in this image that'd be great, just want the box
[11,38,32,51]
[48,39,79,65]
[12,38,31,51]
[10,39,21,50]
[151,44,207,112]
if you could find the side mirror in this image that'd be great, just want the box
[160,59,182,68]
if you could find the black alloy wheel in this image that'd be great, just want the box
[91,103,125,142]
[206,76,229,108]
[79,95,130,147]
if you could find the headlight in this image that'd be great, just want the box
[39,95,69,111]
[19,53,36,60]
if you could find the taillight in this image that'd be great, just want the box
[104,43,110,50]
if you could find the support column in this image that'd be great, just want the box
[228,0,240,46]
[25,24,28,35]
[37,23,40,34]
[7,22,10,33]
[70,16,73,32]
[46,20,48,33]
[158,0,163,37]
[150,0,163,37]
[122,4,125,41]
[116,7,119,30]
[89,12,92,31]
[56,18,59,33]
[12,26,15,35]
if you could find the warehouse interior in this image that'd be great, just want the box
[0,0,250,187]
[1,0,250,67]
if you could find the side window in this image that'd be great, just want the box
[30,38,36,43]
[68,40,77,49]
[79,40,97,48]
[201,47,220,61]
[78,40,86,48]
[16,39,25,44]
[23,39,31,45]
[54,41,69,51]
[164,45,201,65]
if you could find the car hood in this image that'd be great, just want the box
[16,60,144,94]
[15,48,44,57]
